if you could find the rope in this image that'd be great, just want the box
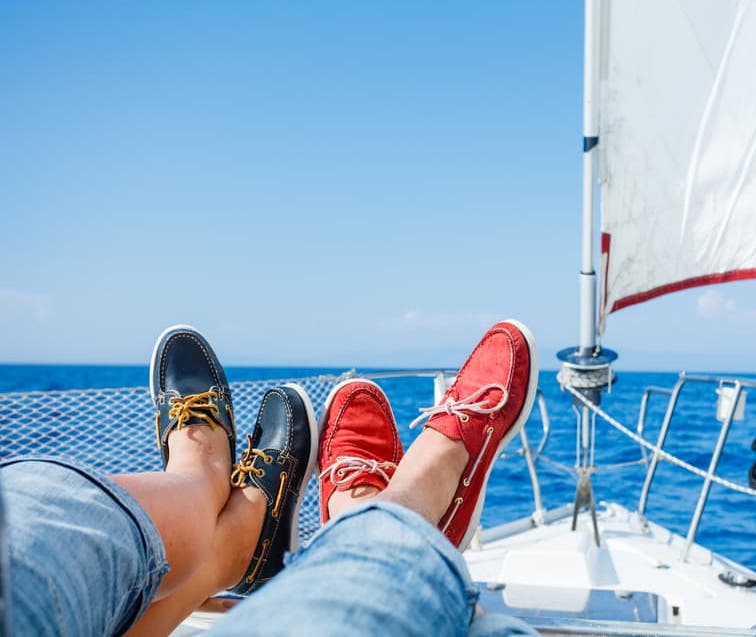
[557,364,614,389]
[562,384,756,496]
[593,458,649,472]
[536,454,579,477]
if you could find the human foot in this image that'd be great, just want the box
[150,324,237,468]
[318,379,403,522]
[228,383,318,594]
[410,320,538,550]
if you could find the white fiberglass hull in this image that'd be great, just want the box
[465,502,756,635]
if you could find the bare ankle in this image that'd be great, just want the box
[328,484,381,519]
[165,425,232,506]
[215,487,267,589]
[377,429,469,525]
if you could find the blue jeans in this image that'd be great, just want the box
[1,457,168,636]
[2,459,536,636]
[208,503,537,637]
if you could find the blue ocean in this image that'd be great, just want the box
[1,364,754,571]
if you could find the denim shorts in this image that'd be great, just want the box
[208,502,537,637]
[1,456,168,636]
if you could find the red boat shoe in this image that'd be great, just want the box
[409,320,538,550]
[318,379,404,523]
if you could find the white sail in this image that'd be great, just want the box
[598,0,756,331]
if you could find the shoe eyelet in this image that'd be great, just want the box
[463,477,471,487]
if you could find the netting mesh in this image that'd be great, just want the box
[0,372,354,543]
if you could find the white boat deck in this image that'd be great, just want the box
[466,502,756,635]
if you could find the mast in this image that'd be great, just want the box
[558,0,615,381]
[557,0,616,546]
[579,0,599,356]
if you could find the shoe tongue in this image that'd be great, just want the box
[164,342,217,396]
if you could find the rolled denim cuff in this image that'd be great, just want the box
[211,500,478,636]
[1,455,168,636]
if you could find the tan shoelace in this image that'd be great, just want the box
[168,391,222,430]
[231,434,273,487]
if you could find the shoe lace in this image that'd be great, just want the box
[408,384,509,429]
[168,391,222,430]
[319,456,397,487]
[231,434,273,487]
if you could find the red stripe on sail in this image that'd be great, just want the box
[610,268,756,314]
[600,232,611,315]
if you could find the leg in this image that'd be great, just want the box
[324,321,538,546]
[341,428,468,524]
[318,378,404,523]
[207,503,478,637]
[3,427,237,637]
[2,457,169,637]
[129,381,319,635]
[125,485,266,637]
[3,326,242,635]
[114,325,240,598]
[112,423,231,597]
[209,321,539,636]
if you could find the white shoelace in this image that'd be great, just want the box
[319,455,397,487]
[408,383,509,429]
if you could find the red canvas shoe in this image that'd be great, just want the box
[318,379,404,523]
[410,320,538,550]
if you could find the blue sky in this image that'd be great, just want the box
[2,2,756,371]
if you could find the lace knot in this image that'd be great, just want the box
[408,384,508,429]
[168,390,221,431]
[231,434,274,487]
[319,455,397,488]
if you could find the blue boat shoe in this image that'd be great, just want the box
[229,383,318,594]
[149,324,237,468]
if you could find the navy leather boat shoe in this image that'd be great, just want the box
[149,324,237,468]
[229,383,318,594]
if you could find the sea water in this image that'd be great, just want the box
[0,364,754,571]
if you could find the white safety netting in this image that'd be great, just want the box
[0,373,354,543]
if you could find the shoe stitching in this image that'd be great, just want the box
[159,332,224,391]
[408,383,509,430]
[441,497,464,533]
[323,385,400,464]
[319,455,397,488]
[319,383,400,523]
[245,538,270,584]
[256,389,296,454]
[438,326,524,535]
[450,326,516,403]
[271,471,288,519]
[464,425,494,487]
[157,394,235,461]
[230,435,273,488]
[158,389,228,451]
[442,329,518,533]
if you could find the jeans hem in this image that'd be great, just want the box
[1,454,168,625]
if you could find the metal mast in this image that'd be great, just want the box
[557,0,617,545]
